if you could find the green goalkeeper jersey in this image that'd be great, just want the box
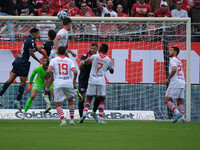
[29,65,46,85]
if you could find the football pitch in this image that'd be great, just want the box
[0,120,199,150]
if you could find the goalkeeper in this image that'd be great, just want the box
[21,57,54,119]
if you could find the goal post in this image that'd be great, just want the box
[0,16,191,121]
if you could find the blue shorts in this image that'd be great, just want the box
[78,80,88,93]
[11,60,30,77]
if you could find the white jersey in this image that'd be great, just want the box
[171,9,188,18]
[88,53,113,86]
[168,56,185,88]
[49,55,76,89]
[57,27,69,48]
[101,7,118,17]
[50,27,69,60]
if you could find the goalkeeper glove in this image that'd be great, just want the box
[26,84,32,93]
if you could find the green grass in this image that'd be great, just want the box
[0,120,200,150]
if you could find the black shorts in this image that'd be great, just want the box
[11,61,30,77]
[78,80,88,93]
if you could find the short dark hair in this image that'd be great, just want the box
[48,30,56,40]
[58,46,66,55]
[91,43,98,48]
[172,46,180,55]
[63,17,72,25]
[107,0,113,3]
[30,28,39,34]
[99,44,108,53]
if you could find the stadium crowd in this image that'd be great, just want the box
[0,0,200,41]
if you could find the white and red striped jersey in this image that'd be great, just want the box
[49,55,76,89]
[57,27,69,49]
[88,52,113,86]
[168,56,185,88]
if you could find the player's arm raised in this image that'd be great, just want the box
[29,50,44,64]
[35,45,48,59]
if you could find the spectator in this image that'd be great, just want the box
[96,0,118,17]
[150,0,172,12]
[131,0,152,17]
[67,0,80,16]
[37,0,54,16]
[31,0,43,12]
[79,2,95,16]
[154,1,172,17]
[189,0,200,23]
[116,4,129,17]
[0,0,16,42]
[171,0,188,17]
[36,10,56,40]
[182,0,194,12]
[99,13,118,39]
[76,0,95,10]
[50,0,68,16]
[143,12,160,42]
[114,0,130,15]
[189,0,200,41]
[63,6,71,16]
[16,0,35,16]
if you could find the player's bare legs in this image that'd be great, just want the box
[43,74,53,106]
[0,72,18,106]
[68,97,75,125]
[56,102,66,126]
[165,97,182,123]
[176,98,185,123]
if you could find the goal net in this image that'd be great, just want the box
[0,16,191,121]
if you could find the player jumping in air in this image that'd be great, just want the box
[165,46,185,123]
[0,28,47,111]
[21,57,54,119]
[79,44,114,124]
[78,43,101,123]
[43,17,79,102]
[46,46,77,126]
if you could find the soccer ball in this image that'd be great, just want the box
[57,10,67,20]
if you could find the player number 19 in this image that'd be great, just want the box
[58,63,68,75]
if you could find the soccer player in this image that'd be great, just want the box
[43,17,77,100]
[51,17,76,60]
[46,46,77,126]
[165,46,185,123]
[21,57,54,119]
[79,44,114,124]
[78,43,100,122]
[0,28,47,111]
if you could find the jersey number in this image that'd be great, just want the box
[178,65,183,76]
[58,63,68,75]
[96,63,103,74]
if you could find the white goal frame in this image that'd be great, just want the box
[0,16,191,121]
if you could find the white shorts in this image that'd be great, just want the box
[87,84,106,97]
[49,50,57,61]
[165,88,184,99]
[54,87,76,102]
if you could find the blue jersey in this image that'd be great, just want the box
[41,41,54,57]
[78,51,92,82]
[15,34,36,62]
